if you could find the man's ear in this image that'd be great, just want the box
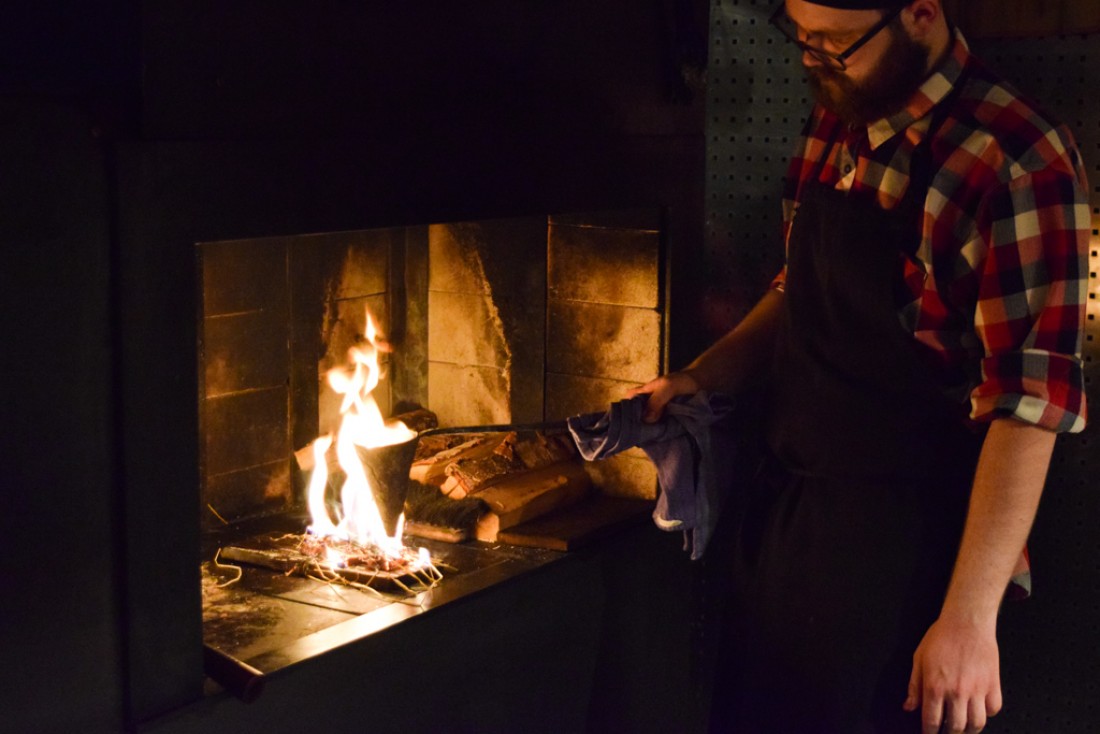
[903,0,942,40]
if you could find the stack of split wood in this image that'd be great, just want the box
[410,430,591,542]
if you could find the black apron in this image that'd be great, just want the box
[712,94,985,734]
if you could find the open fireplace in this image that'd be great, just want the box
[194,210,681,709]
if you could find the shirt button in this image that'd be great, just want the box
[843,164,853,174]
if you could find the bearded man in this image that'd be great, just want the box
[632,0,1090,731]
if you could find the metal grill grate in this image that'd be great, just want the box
[704,4,1100,729]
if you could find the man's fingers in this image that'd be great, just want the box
[624,379,667,422]
[965,696,987,733]
[626,372,701,422]
[921,692,944,734]
[986,686,1003,717]
[942,695,970,734]
[904,658,922,712]
[642,393,670,423]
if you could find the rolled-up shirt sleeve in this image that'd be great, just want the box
[970,165,1090,433]
[770,265,788,292]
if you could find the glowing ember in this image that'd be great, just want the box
[303,308,430,576]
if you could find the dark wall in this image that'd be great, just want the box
[139,0,707,220]
[1,6,135,733]
[2,1,708,732]
[0,98,123,734]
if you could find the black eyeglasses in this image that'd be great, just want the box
[768,2,904,71]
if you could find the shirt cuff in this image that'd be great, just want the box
[971,349,1087,433]
[770,266,787,292]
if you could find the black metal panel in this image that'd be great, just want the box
[0,98,124,733]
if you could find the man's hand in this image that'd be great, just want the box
[905,613,1002,733]
[626,370,701,423]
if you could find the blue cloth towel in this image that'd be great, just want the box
[567,391,737,560]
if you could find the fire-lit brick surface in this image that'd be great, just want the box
[200,236,289,317]
[545,372,642,422]
[200,237,293,523]
[289,229,397,454]
[204,461,292,520]
[582,453,659,500]
[200,211,665,521]
[200,229,395,526]
[547,222,660,309]
[428,219,546,426]
[545,369,659,500]
[203,309,289,398]
[428,290,512,368]
[547,301,661,385]
[203,387,290,484]
[427,362,512,425]
[545,215,663,499]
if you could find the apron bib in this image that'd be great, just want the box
[713,90,986,734]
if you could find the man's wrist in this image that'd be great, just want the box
[678,367,703,393]
[938,593,1001,631]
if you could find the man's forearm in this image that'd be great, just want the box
[905,418,1057,728]
[685,288,785,395]
[941,417,1056,622]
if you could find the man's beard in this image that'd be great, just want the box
[808,24,930,127]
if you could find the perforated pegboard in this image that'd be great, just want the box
[704,5,1100,730]
[705,0,804,318]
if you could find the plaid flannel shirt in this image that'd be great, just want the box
[775,30,1090,435]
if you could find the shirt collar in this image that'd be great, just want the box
[865,28,971,149]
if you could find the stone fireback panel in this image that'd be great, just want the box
[545,217,664,499]
[200,228,395,525]
[289,229,395,454]
[427,362,512,427]
[204,460,292,520]
[203,387,290,478]
[547,301,661,386]
[203,309,289,399]
[200,235,289,317]
[547,223,660,308]
[200,211,665,520]
[427,219,547,426]
[545,372,657,499]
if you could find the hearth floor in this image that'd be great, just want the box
[201,513,563,676]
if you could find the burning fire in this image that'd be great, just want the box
[303,308,430,575]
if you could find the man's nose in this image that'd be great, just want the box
[801,49,826,68]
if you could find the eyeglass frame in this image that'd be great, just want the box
[768,2,905,71]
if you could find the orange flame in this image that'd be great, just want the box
[305,309,418,564]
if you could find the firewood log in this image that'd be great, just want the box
[441,451,526,498]
[409,435,495,485]
[474,461,591,541]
